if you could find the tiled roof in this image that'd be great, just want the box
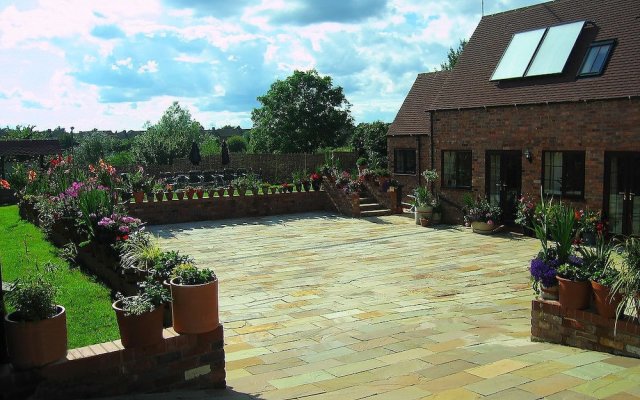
[432,0,640,110]
[0,140,62,157]
[387,71,450,136]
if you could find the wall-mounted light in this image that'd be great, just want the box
[524,148,532,163]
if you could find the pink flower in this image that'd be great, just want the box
[487,220,494,225]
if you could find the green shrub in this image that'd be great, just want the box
[171,263,216,285]
[5,262,58,321]
[227,135,248,153]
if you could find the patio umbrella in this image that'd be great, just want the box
[221,139,230,166]
[188,141,201,166]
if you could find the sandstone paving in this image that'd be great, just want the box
[112,212,640,400]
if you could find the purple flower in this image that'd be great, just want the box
[530,258,559,287]
[119,226,130,233]
[98,217,114,227]
[568,255,584,266]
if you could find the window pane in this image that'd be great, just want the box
[491,28,546,80]
[579,42,613,76]
[442,151,471,188]
[457,152,472,187]
[591,45,611,73]
[527,21,585,77]
[563,152,585,197]
[394,149,416,174]
[443,151,456,186]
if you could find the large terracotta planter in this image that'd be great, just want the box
[133,191,145,204]
[113,299,164,348]
[4,306,68,369]
[591,280,623,319]
[170,278,219,334]
[557,276,591,310]
[471,221,497,234]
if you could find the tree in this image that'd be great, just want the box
[250,70,354,154]
[350,121,390,168]
[440,39,468,71]
[132,102,202,165]
[227,135,247,153]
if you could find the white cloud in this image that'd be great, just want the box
[137,60,159,74]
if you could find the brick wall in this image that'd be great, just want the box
[387,135,429,196]
[388,98,640,222]
[126,190,336,225]
[531,299,640,358]
[320,177,359,217]
[1,326,225,399]
[122,152,358,182]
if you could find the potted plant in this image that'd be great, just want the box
[291,171,303,192]
[374,168,390,187]
[175,188,185,200]
[216,187,226,198]
[530,257,560,300]
[419,217,430,227]
[112,279,169,348]
[431,196,442,224]
[170,263,219,334]
[269,184,278,194]
[515,194,536,237]
[612,237,640,322]
[261,183,271,195]
[154,181,165,202]
[576,209,602,246]
[581,233,621,318]
[128,167,149,204]
[185,186,196,200]
[465,197,502,234]
[310,172,322,191]
[195,186,205,199]
[4,265,67,369]
[164,183,174,201]
[412,186,433,225]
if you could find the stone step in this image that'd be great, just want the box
[360,203,384,210]
[360,209,392,217]
[359,197,374,203]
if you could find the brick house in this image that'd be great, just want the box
[387,0,640,235]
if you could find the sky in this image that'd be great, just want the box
[0,0,547,131]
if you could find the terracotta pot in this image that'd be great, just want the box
[145,192,155,202]
[133,191,145,204]
[216,188,225,198]
[420,217,430,227]
[557,276,591,310]
[227,186,234,196]
[471,221,497,234]
[186,189,195,200]
[155,191,164,202]
[113,300,164,348]
[540,284,559,301]
[237,188,247,196]
[208,190,216,199]
[5,306,68,369]
[591,280,623,319]
[176,191,185,200]
[170,277,219,334]
[302,182,311,192]
[270,187,277,194]
[312,181,321,191]
[165,191,173,201]
[196,189,205,199]
[294,183,302,193]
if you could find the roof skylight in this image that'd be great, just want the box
[491,20,586,81]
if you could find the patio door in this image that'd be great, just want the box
[486,151,522,223]
[605,152,640,235]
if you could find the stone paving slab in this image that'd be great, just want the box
[106,212,640,399]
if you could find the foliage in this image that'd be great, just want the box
[171,263,216,285]
[132,102,203,165]
[575,208,603,235]
[356,157,368,166]
[549,204,576,264]
[116,279,169,316]
[227,135,248,153]
[612,237,640,320]
[200,136,221,156]
[440,39,468,71]
[515,194,536,228]
[250,70,354,153]
[0,125,44,140]
[422,169,438,184]
[413,186,433,208]
[556,255,591,281]
[97,213,143,241]
[529,258,559,294]
[231,173,260,192]
[581,233,617,287]
[465,197,501,225]
[125,166,152,192]
[152,250,194,282]
[117,231,162,271]
[77,187,115,239]
[350,121,389,169]
[74,133,118,167]
[5,262,58,321]
[106,151,134,167]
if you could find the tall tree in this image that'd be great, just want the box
[350,121,390,168]
[250,70,354,154]
[440,39,468,71]
[132,102,202,165]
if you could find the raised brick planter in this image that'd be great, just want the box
[126,191,335,225]
[531,299,640,358]
[1,325,225,399]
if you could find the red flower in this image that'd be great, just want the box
[0,179,10,189]
[574,210,582,221]
[596,222,604,233]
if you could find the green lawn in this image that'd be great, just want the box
[0,205,119,348]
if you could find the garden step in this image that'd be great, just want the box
[360,203,384,210]
[359,197,374,203]
[361,209,392,217]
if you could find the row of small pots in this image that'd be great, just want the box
[4,277,219,369]
[541,277,624,319]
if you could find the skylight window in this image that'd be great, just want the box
[526,21,585,77]
[491,20,586,81]
[578,40,615,77]
[491,28,546,81]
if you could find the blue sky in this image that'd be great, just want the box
[0,0,546,131]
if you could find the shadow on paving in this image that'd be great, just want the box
[99,387,264,400]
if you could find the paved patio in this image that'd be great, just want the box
[142,212,640,399]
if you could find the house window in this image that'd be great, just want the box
[442,150,472,188]
[543,151,585,198]
[579,40,615,77]
[394,149,416,174]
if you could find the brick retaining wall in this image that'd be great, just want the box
[531,299,640,358]
[126,190,336,225]
[1,325,225,399]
